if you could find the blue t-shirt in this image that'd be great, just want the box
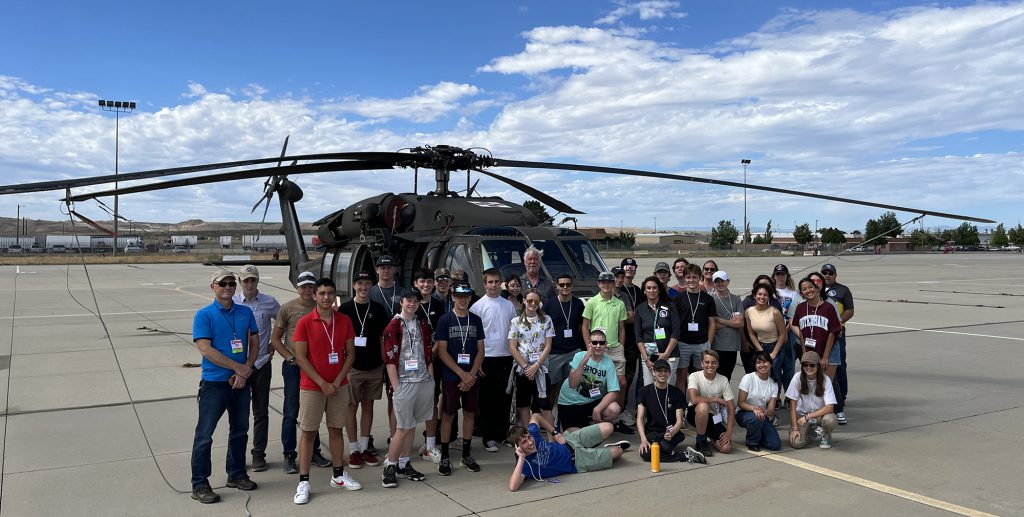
[433,311,486,382]
[557,351,620,406]
[520,423,576,479]
[193,300,258,381]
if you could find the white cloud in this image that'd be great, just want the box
[324,81,482,123]
[595,1,687,25]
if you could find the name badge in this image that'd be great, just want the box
[404,359,419,371]
[712,414,723,425]
[588,387,602,399]
[688,322,699,332]
[457,353,471,365]
[230,339,244,353]
[529,352,540,363]
[654,327,667,340]
[563,329,573,338]
[644,342,659,355]
[805,338,817,349]
[354,336,367,347]
[328,352,339,365]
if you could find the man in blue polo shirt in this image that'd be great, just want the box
[190,270,260,504]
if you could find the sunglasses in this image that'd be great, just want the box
[217,281,237,287]
[704,268,717,272]
[821,271,835,275]
[801,362,818,368]
[525,299,540,305]
[558,283,572,288]
[590,341,607,346]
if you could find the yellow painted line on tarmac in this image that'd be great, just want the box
[743,447,997,517]
[850,321,1024,342]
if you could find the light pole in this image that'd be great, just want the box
[741,159,751,249]
[98,99,136,256]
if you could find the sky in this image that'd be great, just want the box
[2,0,1022,233]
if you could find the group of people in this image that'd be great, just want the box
[188,250,855,503]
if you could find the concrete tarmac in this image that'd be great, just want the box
[1,253,1021,516]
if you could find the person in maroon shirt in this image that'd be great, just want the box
[790,278,842,374]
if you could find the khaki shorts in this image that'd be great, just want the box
[605,345,626,376]
[298,386,350,432]
[348,365,385,401]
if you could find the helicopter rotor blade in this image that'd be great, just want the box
[64,160,395,202]
[492,158,994,223]
[469,167,584,215]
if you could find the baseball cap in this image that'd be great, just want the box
[597,271,615,282]
[620,258,637,268]
[773,263,789,274]
[653,359,672,371]
[353,271,373,283]
[712,271,730,282]
[296,271,317,286]
[376,255,396,267]
[654,262,671,273]
[821,264,837,273]
[452,281,473,296]
[400,290,421,301]
[611,266,624,276]
[211,270,237,284]
[801,350,821,363]
[434,267,451,281]
[239,264,259,281]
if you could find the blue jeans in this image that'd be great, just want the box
[779,332,799,391]
[736,410,781,451]
[835,332,847,413]
[191,380,251,489]
[281,361,320,457]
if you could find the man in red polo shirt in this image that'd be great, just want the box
[291,278,361,504]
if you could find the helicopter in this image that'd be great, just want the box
[0,142,994,302]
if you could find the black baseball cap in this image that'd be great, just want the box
[611,266,624,276]
[773,264,789,274]
[821,264,837,273]
[653,359,672,371]
[375,255,396,267]
[353,271,373,282]
[452,282,473,296]
[620,258,637,268]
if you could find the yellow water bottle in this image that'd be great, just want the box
[651,441,661,472]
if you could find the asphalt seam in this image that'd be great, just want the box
[1,262,20,504]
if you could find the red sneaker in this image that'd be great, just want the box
[361,449,381,467]
[348,451,363,469]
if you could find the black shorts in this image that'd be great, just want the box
[685,405,727,440]
[442,380,480,415]
[514,373,550,411]
[557,400,599,430]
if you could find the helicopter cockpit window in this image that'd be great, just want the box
[479,240,528,280]
[445,243,477,285]
[560,239,607,279]
[529,240,575,280]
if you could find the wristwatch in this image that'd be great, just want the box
[286,356,296,364]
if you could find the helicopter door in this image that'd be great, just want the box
[443,239,480,289]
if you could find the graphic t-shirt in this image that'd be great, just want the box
[792,301,842,358]
[520,423,576,479]
[434,311,485,381]
[557,351,620,406]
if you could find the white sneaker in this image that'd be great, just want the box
[421,447,442,464]
[331,470,363,491]
[483,440,499,452]
[293,480,310,504]
[836,411,847,425]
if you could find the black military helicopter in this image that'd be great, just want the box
[0,143,993,300]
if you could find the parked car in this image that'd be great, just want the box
[124,246,143,254]
[50,245,67,253]
[7,245,25,254]
[171,247,188,254]
[29,244,44,253]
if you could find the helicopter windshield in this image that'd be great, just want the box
[478,238,607,282]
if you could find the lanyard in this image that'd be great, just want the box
[420,298,433,330]
[656,386,671,424]
[218,305,239,339]
[353,301,370,337]
[377,284,397,313]
[622,285,636,308]
[452,312,469,353]
[558,299,572,328]
[713,292,735,314]
[685,291,700,323]
[318,312,336,354]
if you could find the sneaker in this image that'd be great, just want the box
[421,446,442,464]
[348,451,363,469]
[226,477,258,491]
[251,455,268,472]
[697,440,714,457]
[293,480,310,504]
[361,449,381,467]
[283,455,298,475]
[604,439,631,451]
[483,440,499,452]
[438,457,453,476]
[613,421,635,435]
[836,411,847,425]
[381,464,399,488]
[684,446,708,465]
[311,449,332,468]
[820,437,832,449]
[191,484,220,504]
[770,415,779,427]
[459,456,481,472]
[331,471,363,490]
[398,464,426,481]
[812,425,825,442]
[619,411,636,426]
